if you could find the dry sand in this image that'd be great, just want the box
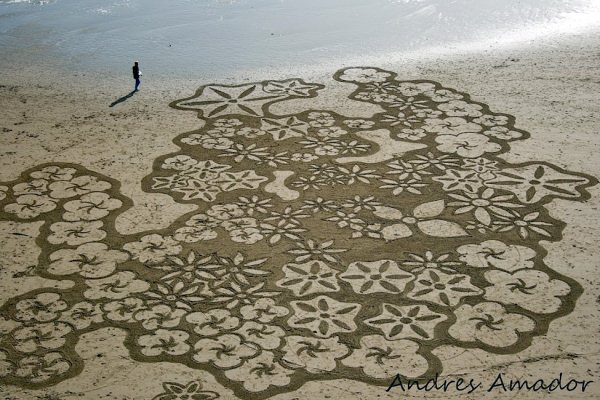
[1,31,600,399]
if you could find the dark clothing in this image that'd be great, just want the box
[133,64,140,90]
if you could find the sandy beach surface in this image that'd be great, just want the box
[1,1,600,399]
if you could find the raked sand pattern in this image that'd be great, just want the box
[0,67,596,399]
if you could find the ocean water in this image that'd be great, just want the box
[1,0,599,77]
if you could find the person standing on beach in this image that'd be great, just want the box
[132,61,141,91]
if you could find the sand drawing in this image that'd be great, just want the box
[0,67,595,399]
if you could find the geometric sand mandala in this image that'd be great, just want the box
[0,67,596,399]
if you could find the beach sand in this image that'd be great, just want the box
[1,11,600,400]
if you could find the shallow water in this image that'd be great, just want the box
[1,0,599,77]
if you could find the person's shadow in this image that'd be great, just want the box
[109,90,136,107]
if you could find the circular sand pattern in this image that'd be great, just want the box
[0,67,596,398]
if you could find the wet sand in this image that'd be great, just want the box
[1,20,600,400]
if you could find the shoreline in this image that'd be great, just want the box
[1,29,600,399]
[2,30,600,178]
